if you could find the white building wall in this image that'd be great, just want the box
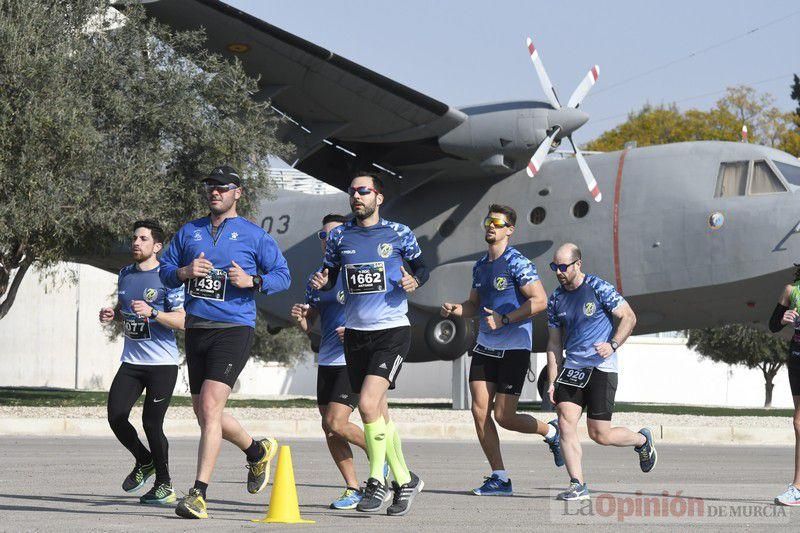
[0,264,792,408]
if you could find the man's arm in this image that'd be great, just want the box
[609,301,637,347]
[483,280,547,330]
[159,232,185,288]
[546,326,564,403]
[154,308,186,331]
[770,285,795,333]
[256,234,291,294]
[441,289,481,318]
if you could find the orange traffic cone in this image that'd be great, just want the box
[252,445,315,524]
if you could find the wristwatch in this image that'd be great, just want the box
[149,308,159,319]
[501,314,510,326]
[252,275,262,291]
[610,340,619,351]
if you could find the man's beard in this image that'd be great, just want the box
[484,233,496,244]
[133,250,153,262]
[353,202,376,220]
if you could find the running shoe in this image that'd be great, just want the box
[246,437,278,494]
[175,488,208,519]
[472,474,513,496]
[139,482,176,505]
[387,471,424,516]
[557,480,590,501]
[356,477,390,513]
[635,428,657,473]
[330,487,362,510]
[544,419,565,467]
[122,461,155,493]
[775,484,800,506]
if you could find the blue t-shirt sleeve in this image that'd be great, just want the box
[591,277,625,313]
[471,262,480,289]
[165,286,185,311]
[510,254,539,286]
[323,226,343,269]
[256,232,291,295]
[159,230,184,288]
[398,224,422,261]
[547,293,561,329]
[305,274,320,308]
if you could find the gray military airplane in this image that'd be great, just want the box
[130,0,800,362]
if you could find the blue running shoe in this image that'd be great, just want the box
[472,474,513,496]
[331,487,363,510]
[775,485,800,506]
[557,480,589,501]
[635,428,657,473]
[544,419,565,467]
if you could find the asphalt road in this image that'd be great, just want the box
[0,436,796,531]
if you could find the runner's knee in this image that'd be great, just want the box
[588,426,610,445]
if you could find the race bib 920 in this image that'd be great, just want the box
[122,312,151,341]
[556,367,593,389]
[188,268,227,301]
[345,262,386,294]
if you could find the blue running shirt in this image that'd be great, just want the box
[117,264,184,365]
[472,246,539,351]
[305,270,346,366]
[547,274,625,372]
[323,218,421,331]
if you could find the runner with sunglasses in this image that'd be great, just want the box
[160,165,291,519]
[290,213,372,510]
[440,205,562,496]
[310,171,429,516]
[545,242,655,502]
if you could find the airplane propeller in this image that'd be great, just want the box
[525,37,602,202]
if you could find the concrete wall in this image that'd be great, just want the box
[0,263,793,408]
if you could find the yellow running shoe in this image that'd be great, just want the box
[175,488,207,519]
[246,437,278,494]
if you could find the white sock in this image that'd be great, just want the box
[491,470,509,482]
[545,424,557,440]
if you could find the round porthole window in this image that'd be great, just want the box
[573,201,589,218]
[529,207,546,225]
[708,212,725,230]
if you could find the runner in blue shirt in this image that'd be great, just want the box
[98,220,185,505]
[159,165,290,519]
[545,243,655,502]
[310,171,428,516]
[290,213,369,510]
[440,204,562,497]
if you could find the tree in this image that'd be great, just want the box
[0,0,287,320]
[687,326,788,407]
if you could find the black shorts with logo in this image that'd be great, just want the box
[317,365,359,409]
[554,368,618,421]
[468,348,531,396]
[185,326,254,394]
[343,326,411,393]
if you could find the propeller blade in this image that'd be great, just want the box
[526,126,561,178]
[526,37,561,109]
[568,137,601,202]
[566,65,600,109]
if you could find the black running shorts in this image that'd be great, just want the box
[788,354,800,396]
[343,326,411,393]
[468,349,531,396]
[317,365,359,409]
[554,368,618,421]
[185,326,254,394]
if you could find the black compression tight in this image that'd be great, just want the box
[107,362,178,484]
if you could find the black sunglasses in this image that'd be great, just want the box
[549,259,579,273]
[317,230,327,240]
[347,186,378,197]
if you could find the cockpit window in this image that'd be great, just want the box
[774,161,800,187]
[714,161,747,197]
[750,161,786,194]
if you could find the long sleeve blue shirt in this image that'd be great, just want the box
[160,216,291,327]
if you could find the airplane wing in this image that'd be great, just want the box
[135,0,469,192]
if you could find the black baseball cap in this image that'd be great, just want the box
[204,165,241,186]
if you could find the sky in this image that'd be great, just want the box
[226,0,800,146]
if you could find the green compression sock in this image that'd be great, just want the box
[364,416,387,480]
[385,420,411,485]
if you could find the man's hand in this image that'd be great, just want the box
[399,266,419,293]
[440,302,462,317]
[99,307,114,324]
[179,252,213,280]
[310,268,329,290]
[228,260,253,288]
[130,300,153,318]
[336,326,345,343]
[594,342,614,358]
[483,307,502,330]
[291,303,309,322]
[782,309,799,326]
[548,383,555,405]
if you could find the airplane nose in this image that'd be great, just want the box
[548,107,589,135]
